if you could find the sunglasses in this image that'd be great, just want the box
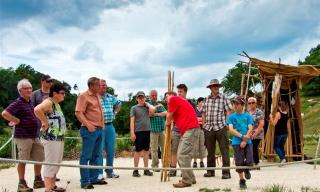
[46,80,53,83]
[248,102,256,104]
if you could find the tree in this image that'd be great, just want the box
[299,44,320,96]
[221,62,260,96]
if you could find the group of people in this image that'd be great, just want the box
[1,75,290,191]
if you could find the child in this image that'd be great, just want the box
[226,96,254,189]
[130,91,156,177]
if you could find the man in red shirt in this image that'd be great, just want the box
[165,91,201,188]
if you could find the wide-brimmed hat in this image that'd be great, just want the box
[232,96,246,105]
[136,91,145,97]
[206,79,222,88]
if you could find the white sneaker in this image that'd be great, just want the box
[279,159,286,167]
[98,174,104,180]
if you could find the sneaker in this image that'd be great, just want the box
[203,172,215,177]
[221,173,231,179]
[17,181,33,192]
[244,169,251,180]
[132,170,141,177]
[279,159,286,167]
[97,174,104,180]
[239,179,247,189]
[168,170,176,177]
[33,179,45,189]
[200,161,205,168]
[81,184,94,189]
[192,162,197,168]
[91,179,108,185]
[144,170,153,176]
[152,167,160,172]
[107,173,120,178]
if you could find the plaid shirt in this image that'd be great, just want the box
[148,101,166,132]
[101,93,121,123]
[202,93,232,131]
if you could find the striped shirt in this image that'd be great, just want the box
[101,93,121,123]
[148,101,166,132]
[202,93,232,131]
[5,97,39,138]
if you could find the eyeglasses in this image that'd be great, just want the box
[248,102,256,105]
[59,91,65,95]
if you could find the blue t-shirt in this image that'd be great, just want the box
[226,112,254,145]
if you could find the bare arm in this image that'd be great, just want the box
[130,116,136,141]
[1,110,20,125]
[34,99,52,130]
[165,112,173,126]
[146,102,156,114]
[228,124,242,138]
[269,112,280,126]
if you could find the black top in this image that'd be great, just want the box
[275,110,289,135]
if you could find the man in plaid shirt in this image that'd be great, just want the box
[98,79,121,179]
[202,79,232,179]
[148,90,167,171]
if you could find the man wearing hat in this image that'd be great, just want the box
[202,79,232,179]
[31,74,54,107]
[130,91,156,177]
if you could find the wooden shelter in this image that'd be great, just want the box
[247,57,320,161]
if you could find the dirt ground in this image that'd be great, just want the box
[1,158,320,192]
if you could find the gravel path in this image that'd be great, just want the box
[1,158,319,192]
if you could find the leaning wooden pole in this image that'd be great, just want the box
[161,71,174,182]
[264,73,282,161]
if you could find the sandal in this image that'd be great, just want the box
[52,186,66,192]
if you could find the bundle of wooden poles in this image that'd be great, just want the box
[161,71,174,182]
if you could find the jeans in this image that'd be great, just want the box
[274,134,287,160]
[79,126,102,186]
[98,123,116,175]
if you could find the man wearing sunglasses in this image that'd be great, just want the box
[31,74,54,107]
[202,79,232,179]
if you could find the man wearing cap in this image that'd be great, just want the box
[130,91,156,177]
[31,74,54,107]
[75,77,107,189]
[202,79,232,179]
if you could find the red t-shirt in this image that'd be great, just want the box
[168,96,200,135]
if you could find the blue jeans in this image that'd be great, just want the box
[274,134,287,160]
[98,123,116,175]
[79,127,102,186]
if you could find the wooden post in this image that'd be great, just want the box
[264,73,282,161]
[161,71,174,182]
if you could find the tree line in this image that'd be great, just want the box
[0,45,319,134]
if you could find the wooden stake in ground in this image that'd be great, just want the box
[161,71,174,182]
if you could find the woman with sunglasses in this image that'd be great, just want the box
[34,83,67,192]
[247,97,264,168]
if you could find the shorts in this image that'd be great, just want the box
[41,139,64,177]
[171,130,181,155]
[135,131,150,152]
[233,144,254,173]
[15,138,44,162]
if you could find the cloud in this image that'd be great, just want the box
[30,46,65,57]
[74,41,104,63]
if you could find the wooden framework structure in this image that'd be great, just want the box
[245,57,320,161]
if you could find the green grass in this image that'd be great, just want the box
[301,96,320,135]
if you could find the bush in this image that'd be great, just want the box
[0,135,12,158]
[262,184,293,192]
[116,137,133,152]
[63,129,81,156]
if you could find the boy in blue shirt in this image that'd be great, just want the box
[226,96,254,189]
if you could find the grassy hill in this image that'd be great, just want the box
[301,95,320,135]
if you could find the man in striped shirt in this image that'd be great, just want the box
[202,79,232,179]
[148,90,167,171]
[98,79,121,179]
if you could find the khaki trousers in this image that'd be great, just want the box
[150,131,165,168]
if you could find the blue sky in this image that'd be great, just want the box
[1,0,320,99]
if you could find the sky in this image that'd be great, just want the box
[1,0,320,100]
